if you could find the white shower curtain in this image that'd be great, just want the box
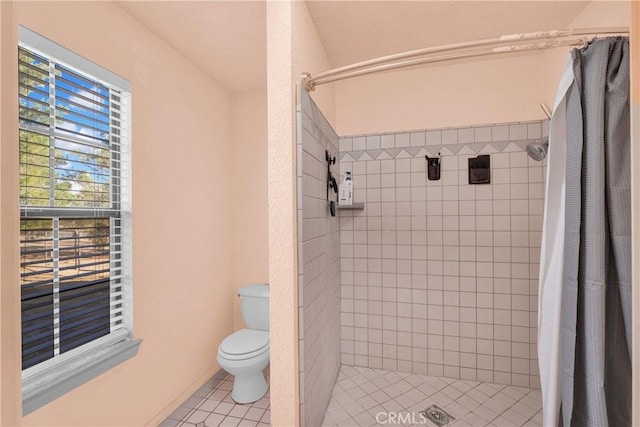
[537,55,574,427]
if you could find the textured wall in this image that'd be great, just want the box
[339,120,548,388]
[334,55,555,136]
[297,90,341,426]
[4,2,235,425]
[231,89,269,331]
[333,2,630,138]
[266,2,299,425]
[268,1,337,423]
[0,2,21,424]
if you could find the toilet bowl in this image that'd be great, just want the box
[217,329,270,403]
[217,284,270,404]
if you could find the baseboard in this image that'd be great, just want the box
[145,367,225,426]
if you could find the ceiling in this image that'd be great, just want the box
[117,1,266,92]
[117,1,592,92]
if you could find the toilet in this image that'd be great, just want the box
[217,284,269,404]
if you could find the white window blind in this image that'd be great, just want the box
[19,35,132,373]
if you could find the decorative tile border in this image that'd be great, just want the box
[339,140,542,162]
[339,120,549,161]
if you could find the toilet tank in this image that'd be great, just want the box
[239,284,269,331]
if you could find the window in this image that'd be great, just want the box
[18,27,139,415]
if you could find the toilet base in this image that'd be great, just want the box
[217,348,270,405]
[231,371,268,404]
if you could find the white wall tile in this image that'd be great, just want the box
[509,124,528,140]
[492,126,509,141]
[458,128,475,144]
[426,130,442,146]
[527,123,542,139]
[353,136,367,151]
[442,129,458,145]
[381,135,395,149]
[340,138,353,152]
[410,132,426,147]
[367,135,381,150]
[395,133,410,148]
[337,121,544,388]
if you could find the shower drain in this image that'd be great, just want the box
[421,404,455,426]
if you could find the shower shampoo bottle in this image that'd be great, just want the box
[339,172,352,206]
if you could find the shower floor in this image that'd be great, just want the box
[322,366,542,427]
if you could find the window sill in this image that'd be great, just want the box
[22,334,142,415]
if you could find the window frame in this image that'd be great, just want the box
[18,26,140,415]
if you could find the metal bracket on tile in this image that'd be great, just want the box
[425,152,441,181]
[326,150,337,217]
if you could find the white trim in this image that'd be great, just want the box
[22,332,141,415]
[19,25,131,92]
[118,89,133,330]
[18,25,138,414]
[22,328,130,379]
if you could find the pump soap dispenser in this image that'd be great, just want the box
[339,172,353,206]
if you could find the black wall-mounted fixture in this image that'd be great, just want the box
[468,154,491,184]
[326,150,338,216]
[425,153,441,181]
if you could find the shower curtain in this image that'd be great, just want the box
[539,37,631,427]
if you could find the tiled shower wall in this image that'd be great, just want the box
[338,121,548,388]
[297,90,341,426]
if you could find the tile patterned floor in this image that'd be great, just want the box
[322,366,542,427]
[159,371,270,427]
[159,365,542,427]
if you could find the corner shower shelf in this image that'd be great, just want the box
[337,203,365,210]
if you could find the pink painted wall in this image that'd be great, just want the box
[0,1,22,425]
[335,54,553,136]
[1,1,239,425]
[334,1,630,137]
[267,1,335,424]
[266,2,300,425]
[292,1,336,127]
[231,88,269,330]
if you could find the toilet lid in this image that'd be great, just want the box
[220,329,269,356]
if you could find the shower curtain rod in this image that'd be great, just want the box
[302,27,628,91]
